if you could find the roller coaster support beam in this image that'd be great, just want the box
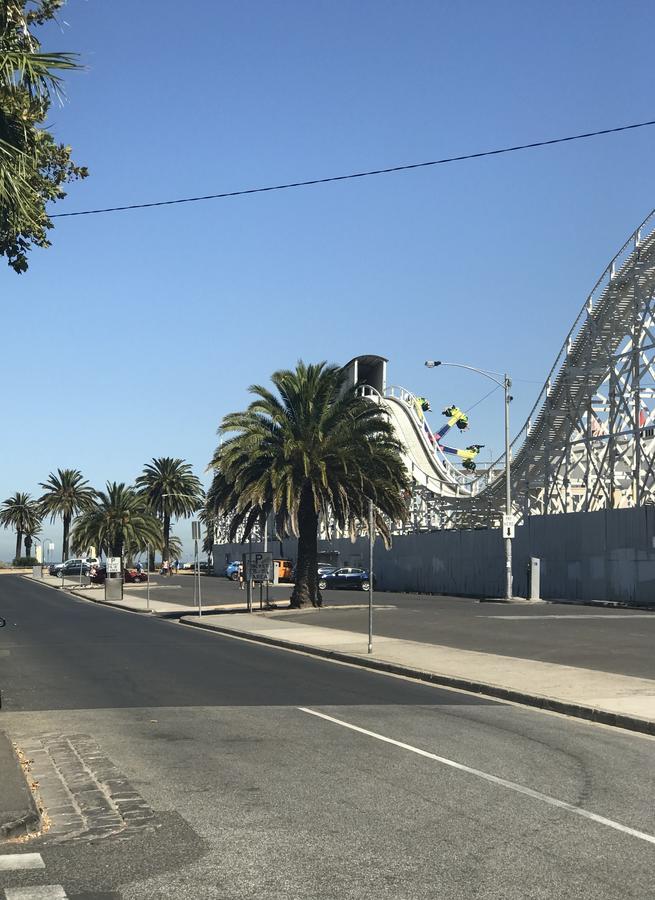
[425,360,514,599]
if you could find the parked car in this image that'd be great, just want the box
[59,559,92,578]
[90,566,147,584]
[51,557,100,576]
[318,567,375,591]
[225,561,242,581]
[275,559,294,582]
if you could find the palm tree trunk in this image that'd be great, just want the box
[14,531,22,562]
[24,535,32,558]
[62,512,71,560]
[163,513,170,562]
[290,484,320,609]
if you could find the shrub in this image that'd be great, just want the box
[12,556,39,567]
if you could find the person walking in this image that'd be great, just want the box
[238,568,245,590]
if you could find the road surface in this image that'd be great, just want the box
[1,575,654,899]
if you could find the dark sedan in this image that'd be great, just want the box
[318,567,375,591]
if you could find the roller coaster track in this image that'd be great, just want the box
[372,207,655,532]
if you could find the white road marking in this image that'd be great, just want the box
[299,706,655,846]
[479,614,655,620]
[5,887,66,899]
[0,854,45,871]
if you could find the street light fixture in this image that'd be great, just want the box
[425,359,514,600]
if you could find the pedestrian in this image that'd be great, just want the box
[238,568,245,590]
[136,560,143,575]
[173,558,180,575]
[161,560,169,577]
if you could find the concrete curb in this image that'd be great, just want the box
[0,734,40,841]
[182,618,655,738]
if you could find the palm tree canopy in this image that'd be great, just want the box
[0,491,40,534]
[0,0,87,273]
[38,468,95,521]
[71,483,163,559]
[135,458,204,519]
[207,361,409,547]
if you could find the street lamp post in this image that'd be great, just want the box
[425,360,514,600]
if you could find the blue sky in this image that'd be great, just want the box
[2,0,655,560]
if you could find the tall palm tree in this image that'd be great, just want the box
[207,361,409,607]
[70,483,162,560]
[135,458,203,563]
[199,505,216,568]
[38,468,95,560]
[23,515,42,560]
[0,491,40,561]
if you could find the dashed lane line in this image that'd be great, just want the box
[0,855,45,871]
[5,887,67,899]
[299,706,655,846]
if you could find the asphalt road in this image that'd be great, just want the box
[94,571,655,680]
[1,575,655,899]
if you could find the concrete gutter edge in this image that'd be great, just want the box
[181,618,655,738]
[0,734,41,841]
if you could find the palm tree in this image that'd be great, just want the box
[23,516,42,560]
[199,505,216,569]
[70,483,162,560]
[39,469,95,561]
[135,458,203,563]
[207,361,409,607]
[0,491,41,561]
[0,2,81,220]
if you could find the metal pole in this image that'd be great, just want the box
[146,543,151,612]
[197,538,202,617]
[504,375,513,600]
[368,499,374,654]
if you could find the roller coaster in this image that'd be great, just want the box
[346,206,655,533]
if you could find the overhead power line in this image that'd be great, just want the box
[51,118,655,219]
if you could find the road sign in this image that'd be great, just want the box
[502,514,515,539]
[191,521,201,540]
[106,557,121,574]
[244,551,273,583]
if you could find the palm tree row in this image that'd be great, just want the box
[1,458,204,565]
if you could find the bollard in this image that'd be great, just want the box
[527,557,541,601]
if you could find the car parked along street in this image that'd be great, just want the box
[318,567,375,591]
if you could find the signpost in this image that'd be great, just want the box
[244,551,273,583]
[191,521,202,616]
[243,552,273,614]
[105,557,122,602]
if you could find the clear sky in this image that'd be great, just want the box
[2,0,655,560]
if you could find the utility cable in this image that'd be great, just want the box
[465,384,500,414]
[51,117,655,219]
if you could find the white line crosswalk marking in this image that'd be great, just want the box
[5,887,67,899]
[0,854,45,871]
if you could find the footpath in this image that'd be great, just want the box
[24,574,655,738]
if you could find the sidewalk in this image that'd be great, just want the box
[180,612,655,736]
